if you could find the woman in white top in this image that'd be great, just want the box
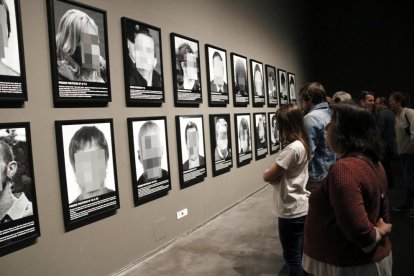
[263,104,311,276]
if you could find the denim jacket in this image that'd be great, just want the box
[304,102,336,181]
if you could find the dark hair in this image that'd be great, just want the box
[390,91,410,107]
[331,102,383,162]
[271,114,276,125]
[377,96,388,106]
[212,51,222,62]
[69,126,109,169]
[359,90,374,101]
[280,73,285,84]
[0,140,14,165]
[275,104,311,160]
[289,75,294,85]
[184,121,198,144]
[299,82,326,105]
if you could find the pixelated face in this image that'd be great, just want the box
[80,24,100,70]
[74,141,107,193]
[186,128,199,161]
[140,132,163,179]
[213,56,224,86]
[0,5,8,59]
[185,53,198,81]
[362,95,375,111]
[254,70,263,95]
[135,33,156,72]
[216,120,228,152]
[239,128,249,152]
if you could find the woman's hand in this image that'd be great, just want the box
[263,163,285,183]
[376,218,392,237]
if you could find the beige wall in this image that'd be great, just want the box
[0,0,310,275]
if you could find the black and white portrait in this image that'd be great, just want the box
[266,65,277,107]
[268,112,280,154]
[234,113,252,167]
[288,72,297,104]
[250,60,265,107]
[128,117,171,205]
[171,33,201,105]
[231,53,249,106]
[0,123,40,250]
[209,114,232,176]
[206,45,228,106]
[176,115,206,188]
[122,17,164,105]
[278,68,288,105]
[254,113,268,160]
[47,0,111,104]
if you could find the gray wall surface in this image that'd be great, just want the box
[0,0,310,275]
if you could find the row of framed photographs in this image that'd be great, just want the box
[0,113,280,252]
[0,0,297,107]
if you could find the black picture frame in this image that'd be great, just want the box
[209,114,232,177]
[250,59,265,107]
[175,115,207,188]
[127,116,171,206]
[121,17,165,107]
[230,53,249,107]
[277,68,288,105]
[253,112,268,160]
[55,118,120,231]
[234,113,252,167]
[265,65,278,107]
[287,72,297,104]
[170,33,202,107]
[46,0,111,106]
[0,0,28,104]
[268,112,280,154]
[0,123,40,254]
[205,44,229,106]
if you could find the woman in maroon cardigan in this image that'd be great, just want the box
[303,102,392,275]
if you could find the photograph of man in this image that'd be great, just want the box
[134,120,168,184]
[270,113,279,144]
[278,70,287,103]
[252,62,264,97]
[0,0,20,76]
[0,139,33,224]
[288,73,296,103]
[267,66,277,103]
[209,49,227,93]
[182,120,205,171]
[64,124,115,204]
[174,37,200,91]
[255,114,267,149]
[237,116,251,154]
[232,55,248,97]
[125,22,162,88]
[54,3,107,82]
[214,117,231,162]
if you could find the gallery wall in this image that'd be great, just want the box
[0,0,311,275]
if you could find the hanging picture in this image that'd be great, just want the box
[266,65,278,107]
[287,72,297,104]
[47,0,111,105]
[0,0,27,103]
[55,119,119,231]
[230,53,249,107]
[170,33,202,106]
[121,17,165,106]
[205,44,228,106]
[0,123,40,252]
[234,113,252,167]
[209,114,232,177]
[127,117,171,206]
[250,59,265,107]
[253,112,268,160]
[268,112,280,154]
[175,115,207,188]
[277,68,288,105]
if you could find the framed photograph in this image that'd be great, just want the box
[55,119,119,231]
[234,113,252,167]
[253,112,268,160]
[205,44,228,106]
[170,33,202,106]
[121,17,165,106]
[266,65,278,107]
[0,0,27,103]
[209,114,232,177]
[230,53,249,107]
[287,72,297,104]
[0,123,40,252]
[47,0,111,106]
[268,112,280,154]
[250,59,265,107]
[175,115,207,188]
[277,68,288,105]
[127,117,171,206]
